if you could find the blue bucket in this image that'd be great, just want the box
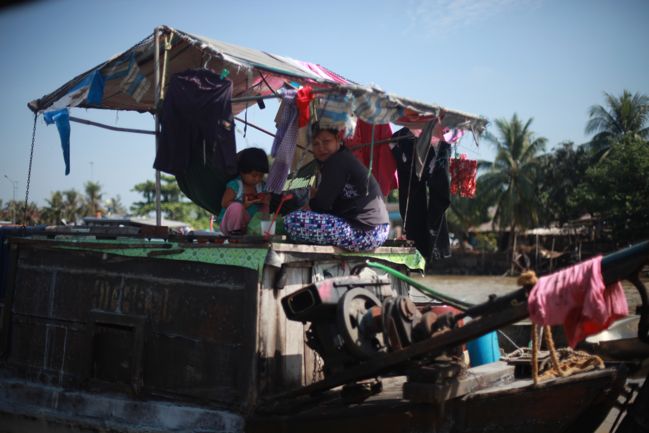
[467,331,500,366]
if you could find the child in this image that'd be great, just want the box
[217,147,269,235]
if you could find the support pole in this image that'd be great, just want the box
[154,27,162,226]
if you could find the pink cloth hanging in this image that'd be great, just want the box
[528,256,628,348]
[450,154,477,198]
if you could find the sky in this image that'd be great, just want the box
[1,0,648,210]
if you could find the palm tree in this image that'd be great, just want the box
[22,201,41,226]
[586,90,649,161]
[83,181,104,217]
[62,189,84,224]
[479,114,547,255]
[105,195,127,216]
[41,191,66,225]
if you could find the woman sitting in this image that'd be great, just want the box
[284,124,390,251]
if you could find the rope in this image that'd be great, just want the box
[544,325,564,377]
[23,113,37,227]
[160,33,174,101]
[531,324,540,385]
[522,270,605,384]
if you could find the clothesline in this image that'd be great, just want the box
[68,113,464,159]
[69,116,155,135]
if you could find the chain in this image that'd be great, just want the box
[23,113,38,226]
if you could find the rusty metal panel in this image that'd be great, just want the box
[5,240,261,409]
[8,318,87,385]
[11,268,53,317]
[144,335,243,402]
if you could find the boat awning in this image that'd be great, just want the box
[27,25,487,133]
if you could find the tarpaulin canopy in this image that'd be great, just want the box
[28,25,487,133]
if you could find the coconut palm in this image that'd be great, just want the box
[479,114,547,251]
[22,201,41,225]
[586,90,649,161]
[105,195,127,216]
[62,189,84,224]
[83,181,104,217]
[41,191,66,225]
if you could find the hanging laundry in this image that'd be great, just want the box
[353,91,403,125]
[391,128,451,261]
[104,53,151,102]
[43,108,71,175]
[266,89,299,194]
[443,128,464,144]
[345,119,397,196]
[316,92,356,137]
[154,69,236,176]
[413,118,445,180]
[295,86,314,127]
[426,140,452,260]
[450,154,477,198]
[528,255,628,348]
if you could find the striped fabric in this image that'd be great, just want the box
[353,91,403,125]
[104,54,150,102]
[316,92,356,137]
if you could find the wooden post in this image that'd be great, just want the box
[510,231,518,275]
[154,27,162,226]
[535,234,539,271]
[549,236,556,272]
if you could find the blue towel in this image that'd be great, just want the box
[43,109,71,175]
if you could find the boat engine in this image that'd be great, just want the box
[281,275,455,376]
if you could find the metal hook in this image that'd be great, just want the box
[203,54,212,69]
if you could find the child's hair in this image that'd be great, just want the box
[237,147,269,174]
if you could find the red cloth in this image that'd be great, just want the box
[528,256,628,348]
[345,120,397,196]
[450,154,477,198]
[296,86,314,127]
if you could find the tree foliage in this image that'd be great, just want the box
[586,90,649,161]
[537,141,591,226]
[130,174,211,229]
[478,114,547,245]
[575,135,649,244]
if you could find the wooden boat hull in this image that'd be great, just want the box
[0,233,632,433]
[247,366,626,433]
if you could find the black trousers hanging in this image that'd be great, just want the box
[426,141,451,260]
[391,128,451,262]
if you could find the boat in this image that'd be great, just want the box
[1,25,648,433]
